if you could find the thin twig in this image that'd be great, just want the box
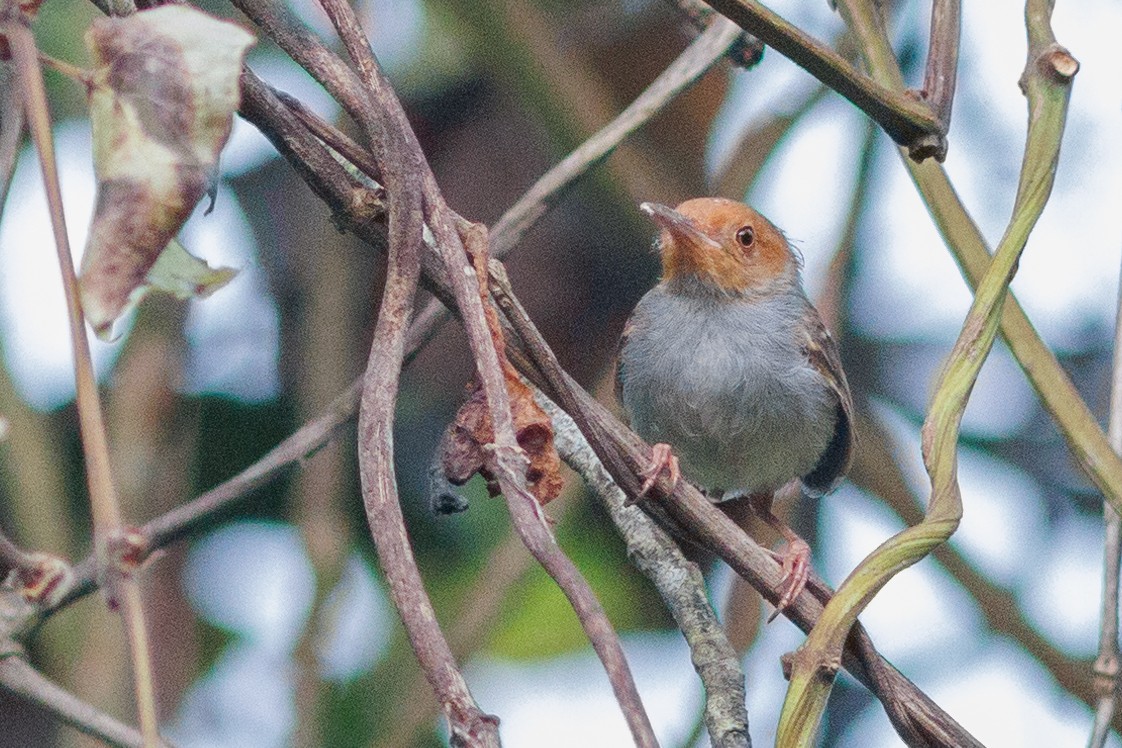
[37,52,91,85]
[538,392,750,748]
[920,0,961,128]
[4,17,160,746]
[454,223,657,748]
[700,0,946,160]
[1089,263,1122,746]
[0,654,167,748]
[0,65,24,225]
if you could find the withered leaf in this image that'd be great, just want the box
[441,377,564,506]
[79,6,253,338]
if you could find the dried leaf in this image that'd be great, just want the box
[79,6,254,338]
[441,378,563,506]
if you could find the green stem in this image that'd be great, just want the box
[776,1,1078,743]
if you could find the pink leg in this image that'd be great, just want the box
[767,531,810,623]
[749,492,812,622]
[635,442,680,500]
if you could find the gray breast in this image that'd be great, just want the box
[619,285,836,495]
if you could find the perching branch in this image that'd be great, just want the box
[27,7,740,634]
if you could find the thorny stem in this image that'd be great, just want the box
[4,18,160,747]
[1090,264,1122,747]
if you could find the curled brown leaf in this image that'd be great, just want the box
[441,378,563,506]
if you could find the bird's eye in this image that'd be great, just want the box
[735,226,755,248]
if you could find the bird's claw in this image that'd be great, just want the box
[767,537,810,623]
[633,443,680,503]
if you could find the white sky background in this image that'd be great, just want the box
[2,0,1121,745]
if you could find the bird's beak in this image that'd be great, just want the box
[639,202,723,253]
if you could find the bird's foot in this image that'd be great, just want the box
[767,536,810,623]
[632,442,680,503]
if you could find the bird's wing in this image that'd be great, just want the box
[614,313,640,421]
[799,305,855,495]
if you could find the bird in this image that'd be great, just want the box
[616,197,854,618]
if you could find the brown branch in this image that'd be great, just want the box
[308,0,500,743]
[700,0,947,160]
[920,0,961,128]
[457,222,658,748]
[0,654,167,748]
[381,495,578,748]
[538,392,750,748]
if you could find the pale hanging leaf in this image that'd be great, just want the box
[79,6,254,338]
[93,239,238,338]
[146,239,236,300]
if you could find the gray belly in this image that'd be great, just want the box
[620,289,836,495]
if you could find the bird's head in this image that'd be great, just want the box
[640,198,799,295]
